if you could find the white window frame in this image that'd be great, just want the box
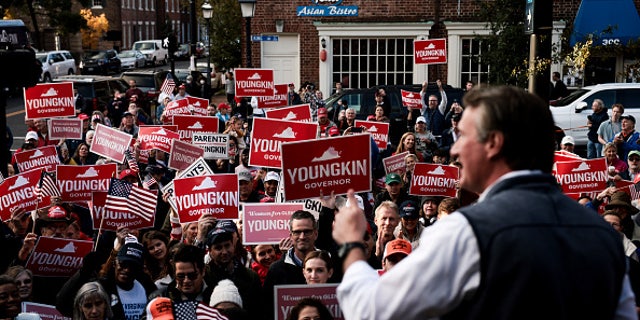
[314,22,433,99]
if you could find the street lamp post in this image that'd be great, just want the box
[202,1,213,87]
[238,0,256,68]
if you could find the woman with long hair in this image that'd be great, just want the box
[5,266,33,302]
[303,250,333,285]
[72,282,113,320]
[394,132,424,162]
[70,142,98,165]
[141,231,170,281]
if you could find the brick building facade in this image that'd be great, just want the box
[244,0,640,95]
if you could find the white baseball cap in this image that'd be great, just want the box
[561,136,575,145]
[265,171,280,182]
[25,131,38,141]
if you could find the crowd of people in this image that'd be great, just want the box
[1,78,639,319]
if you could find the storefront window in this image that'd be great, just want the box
[332,38,414,89]
[461,38,489,85]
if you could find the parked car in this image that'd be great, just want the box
[195,62,223,91]
[550,83,640,146]
[36,50,76,82]
[79,49,121,75]
[53,75,129,112]
[132,40,169,66]
[121,69,169,102]
[174,44,190,60]
[324,84,464,146]
[118,50,146,70]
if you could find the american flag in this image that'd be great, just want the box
[143,177,157,190]
[105,178,156,221]
[196,302,228,320]
[34,170,61,202]
[160,73,176,96]
[125,149,139,172]
[630,182,640,201]
[173,301,198,320]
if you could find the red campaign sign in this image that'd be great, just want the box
[173,174,239,223]
[91,191,155,231]
[25,237,93,277]
[242,203,304,245]
[90,124,133,163]
[255,84,288,108]
[14,145,59,173]
[414,39,447,65]
[281,134,371,201]
[168,139,205,171]
[249,118,318,169]
[185,96,209,116]
[22,302,71,320]
[275,284,343,320]
[555,158,608,194]
[24,82,75,120]
[138,126,180,153]
[173,115,219,142]
[401,89,422,109]
[409,163,459,197]
[383,151,409,176]
[554,150,583,163]
[235,68,275,97]
[0,169,52,221]
[56,164,117,202]
[163,99,191,124]
[265,104,313,123]
[48,118,83,140]
[355,120,389,150]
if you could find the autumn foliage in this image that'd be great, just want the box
[80,9,109,49]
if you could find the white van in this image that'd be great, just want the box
[550,83,640,146]
[132,40,168,66]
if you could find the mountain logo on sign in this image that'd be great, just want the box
[427,166,446,175]
[368,125,378,132]
[426,43,436,49]
[273,127,297,139]
[406,92,415,98]
[192,101,201,107]
[153,128,168,135]
[188,122,203,129]
[41,88,58,97]
[572,162,591,172]
[248,73,262,80]
[29,150,44,158]
[192,177,217,190]
[311,147,341,162]
[77,167,99,178]
[54,242,77,253]
[8,176,29,190]
[284,112,297,120]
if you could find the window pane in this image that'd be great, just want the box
[351,39,359,55]
[378,39,386,55]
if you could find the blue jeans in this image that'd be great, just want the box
[587,140,602,159]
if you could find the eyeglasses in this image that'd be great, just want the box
[291,229,314,237]
[175,272,199,281]
[629,158,640,162]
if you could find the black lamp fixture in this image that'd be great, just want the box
[202,1,213,86]
[238,0,257,67]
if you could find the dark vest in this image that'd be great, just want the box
[423,106,446,135]
[444,173,626,320]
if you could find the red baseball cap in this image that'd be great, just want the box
[119,169,137,180]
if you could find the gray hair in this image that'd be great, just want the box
[73,282,113,320]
